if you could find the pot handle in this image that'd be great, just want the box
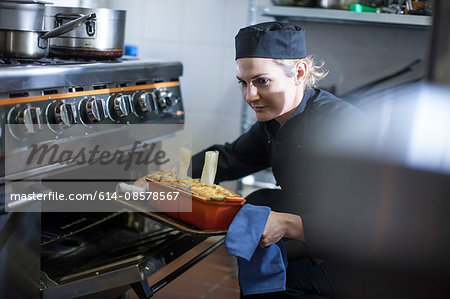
[55,13,84,26]
[40,12,96,39]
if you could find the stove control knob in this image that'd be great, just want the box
[86,97,105,123]
[133,91,155,115]
[18,106,43,134]
[156,89,178,110]
[108,94,131,121]
[54,102,77,128]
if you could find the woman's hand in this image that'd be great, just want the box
[259,211,305,247]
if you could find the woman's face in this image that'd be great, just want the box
[236,58,304,124]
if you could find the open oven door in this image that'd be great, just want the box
[40,211,225,299]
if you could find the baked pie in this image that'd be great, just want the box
[146,171,240,200]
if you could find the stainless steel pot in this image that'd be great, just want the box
[0,13,96,59]
[0,0,48,31]
[44,6,126,59]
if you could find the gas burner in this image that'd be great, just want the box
[0,56,122,67]
[0,58,23,66]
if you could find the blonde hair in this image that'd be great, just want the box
[272,55,328,89]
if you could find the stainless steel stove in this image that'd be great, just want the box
[0,58,223,299]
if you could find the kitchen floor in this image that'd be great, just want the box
[129,244,240,299]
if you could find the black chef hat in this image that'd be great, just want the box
[235,21,307,60]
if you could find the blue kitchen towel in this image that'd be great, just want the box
[225,204,288,295]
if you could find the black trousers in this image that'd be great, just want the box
[241,189,340,299]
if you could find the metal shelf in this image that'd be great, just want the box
[259,6,432,27]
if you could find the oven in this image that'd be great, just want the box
[0,57,223,299]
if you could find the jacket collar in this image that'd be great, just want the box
[265,88,316,140]
[289,87,315,119]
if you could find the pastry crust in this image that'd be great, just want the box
[146,171,240,200]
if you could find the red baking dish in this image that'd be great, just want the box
[145,180,180,219]
[146,179,245,230]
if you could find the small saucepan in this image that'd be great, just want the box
[0,1,96,60]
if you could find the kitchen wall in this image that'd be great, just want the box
[91,0,250,155]
[52,0,250,155]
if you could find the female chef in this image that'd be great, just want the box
[192,22,363,298]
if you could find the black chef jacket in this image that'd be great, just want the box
[192,87,363,258]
